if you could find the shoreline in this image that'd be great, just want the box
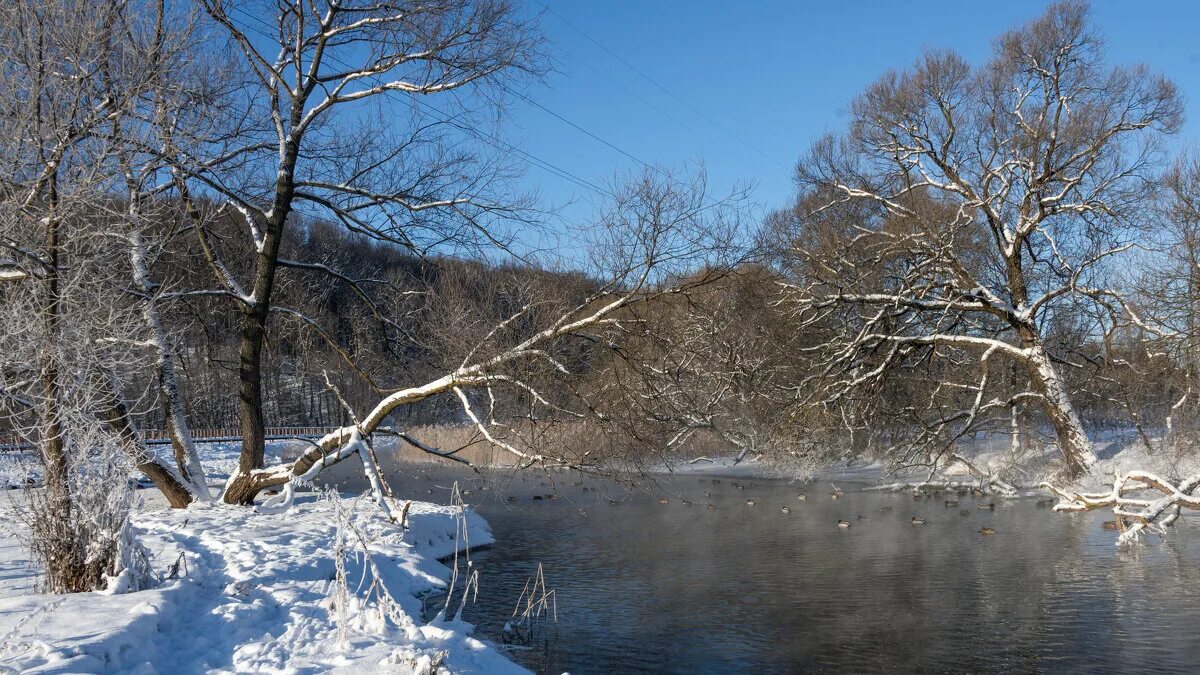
[0,493,526,674]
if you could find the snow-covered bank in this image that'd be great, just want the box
[657,455,797,479]
[658,428,1200,495]
[0,494,525,674]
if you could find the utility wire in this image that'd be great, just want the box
[225,5,734,213]
[549,41,758,171]
[225,4,615,200]
[541,2,790,171]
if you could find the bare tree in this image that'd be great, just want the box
[777,1,1182,479]
[1,1,743,522]
[1148,156,1200,451]
[105,2,218,504]
[246,168,743,513]
[0,0,219,587]
[161,0,544,504]
[600,264,834,472]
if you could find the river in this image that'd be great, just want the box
[324,463,1200,673]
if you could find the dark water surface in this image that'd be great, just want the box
[325,464,1200,673]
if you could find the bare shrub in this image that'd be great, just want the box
[323,488,417,644]
[16,419,142,594]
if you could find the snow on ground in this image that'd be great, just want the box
[0,440,286,491]
[0,452,41,490]
[657,455,797,479]
[0,492,526,674]
[197,441,285,485]
[935,428,1200,491]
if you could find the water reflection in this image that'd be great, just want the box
[322,464,1200,673]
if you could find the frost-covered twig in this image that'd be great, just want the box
[323,490,416,646]
[502,562,557,647]
[434,483,478,624]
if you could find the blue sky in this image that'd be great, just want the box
[502,1,1200,227]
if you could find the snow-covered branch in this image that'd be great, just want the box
[1043,471,1200,545]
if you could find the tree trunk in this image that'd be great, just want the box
[129,229,211,501]
[1025,343,1097,478]
[40,190,70,522]
[221,466,274,506]
[97,372,196,508]
[229,135,297,504]
[237,303,269,476]
[231,228,286,505]
[1009,404,1021,456]
[230,303,271,505]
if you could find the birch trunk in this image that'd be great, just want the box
[128,230,211,502]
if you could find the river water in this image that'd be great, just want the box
[325,464,1200,673]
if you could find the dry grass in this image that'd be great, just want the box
[386,425,515,466]
[383,422,742,470]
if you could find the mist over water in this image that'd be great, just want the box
[325,464,1200,673]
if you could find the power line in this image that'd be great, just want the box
[549,41,759,171]
[224,4,614,201]
[497,81,732,211]
[541,2,791,171]
[236,5,741,209]
[225,5,736,214]
[501,85,654,170]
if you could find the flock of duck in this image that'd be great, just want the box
[405,466,1110,535]
[636,479,1075,537]
[818,486,1004,536]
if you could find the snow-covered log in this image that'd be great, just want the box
[1042,471,1200,544]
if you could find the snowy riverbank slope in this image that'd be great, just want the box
[0,494,525,674]
[663,427,1200,493]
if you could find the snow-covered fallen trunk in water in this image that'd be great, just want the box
[875,453,1020,496]
[864,480,1017,498]
[0,495,525,674]
[1043,470,1200,546]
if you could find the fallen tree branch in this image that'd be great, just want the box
[1042,470,1200,545]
